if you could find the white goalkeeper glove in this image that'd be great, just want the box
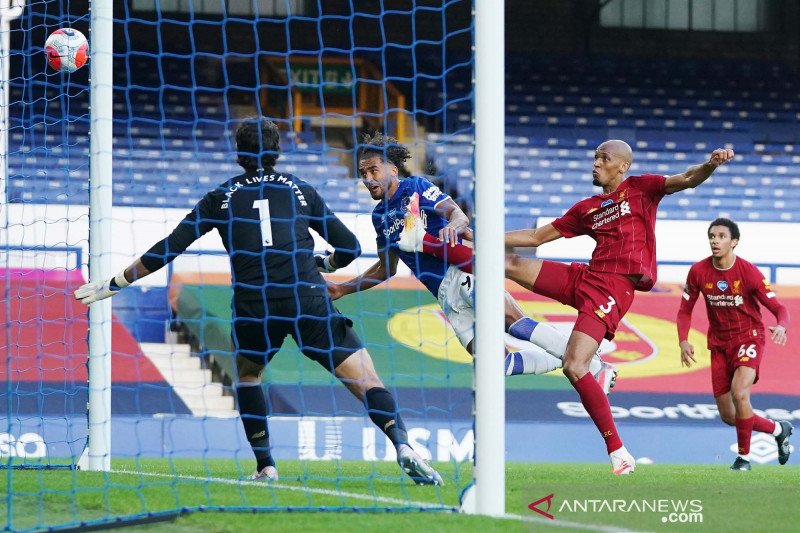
[74,271,131,305]
[315,254,337,273]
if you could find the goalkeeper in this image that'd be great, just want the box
[74,117,442,486]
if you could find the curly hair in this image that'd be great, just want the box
[235,117,280,171]
[357,132,411,176]
[708,217,740,241]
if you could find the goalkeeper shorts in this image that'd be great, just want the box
[233,296,363,371]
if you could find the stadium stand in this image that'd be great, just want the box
[427,58,800,226]
[9,56,800,225]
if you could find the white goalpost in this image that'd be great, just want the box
[83,0,113,472]
[471,0,506,517]
[0,0,24,237]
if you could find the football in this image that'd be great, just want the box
[44,28,88,73]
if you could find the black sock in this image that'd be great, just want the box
[236,384,275,471]
[365,387,408,448]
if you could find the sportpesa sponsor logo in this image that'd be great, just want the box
[558,402,800,422]
[381,217,405,239]
[381,210,429,240]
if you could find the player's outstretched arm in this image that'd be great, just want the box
[75,200,212,305]
[74,229,191,305]
[504,223,563,248]
[74,259,154,305]
[311,199,362,273]
[664,148,735,194]
[327,249,399,300]
[434,198,470,246]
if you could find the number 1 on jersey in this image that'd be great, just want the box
[253,199,274,247]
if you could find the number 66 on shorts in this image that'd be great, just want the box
[737,343,758,360]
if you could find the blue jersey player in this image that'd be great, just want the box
[327,134,616,394]
[328,133,490,353]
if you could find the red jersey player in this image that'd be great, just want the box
[399,140,734,475]
[677,218,791,471]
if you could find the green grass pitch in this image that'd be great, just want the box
[2,460,798,532]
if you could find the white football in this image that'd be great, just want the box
[45,28,89,73]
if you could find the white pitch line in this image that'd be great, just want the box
[111,469,451,509]
[504,512,653,533]
[110,469,652,532]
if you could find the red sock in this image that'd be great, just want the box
[572,373,623,453]
[421,233,474,273]
[735,416,755,455]
[752,415,776,435]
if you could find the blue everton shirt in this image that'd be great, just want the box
[372,176,450,296]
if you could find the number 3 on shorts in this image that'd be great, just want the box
[737,344,757,359]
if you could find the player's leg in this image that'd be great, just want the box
[504,254,546,292]
[563,325,633,475]
[234,355,277,480]
[332,349,443,485]
[504,346,562,376]
[711,351,736,427]
[729,356,792,467]
[501,293,566,375]
[505,263,616,391]
[714,393,736,426]
[438,266,562,375]
[295,302,408,446]
[298,296,443,485]
[729,347,794,465]
[729,365,757,470]
[232,304,283,481]
[331,348,408,445]
[562,268,637,473]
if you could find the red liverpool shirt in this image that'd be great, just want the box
[678,256,789,349]
[552,174,666,291]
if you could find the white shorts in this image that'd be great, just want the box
[437,266,478,349]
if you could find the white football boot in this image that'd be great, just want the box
[397,444,443,485]
[609,446,635,475]
[249,465,279,481]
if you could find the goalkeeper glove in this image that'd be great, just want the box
[315,254,337,273]
[74,271,131,305]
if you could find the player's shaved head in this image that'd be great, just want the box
[592,139,633,189]
[597,140,633,165]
